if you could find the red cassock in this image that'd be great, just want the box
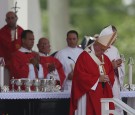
[69,51,115,115]
[40,56,66,86]
[0,25,23,70]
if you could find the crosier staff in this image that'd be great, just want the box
[12,1,20,40]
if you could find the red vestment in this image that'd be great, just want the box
[11,51,38,79]
[11,51,38,90]
[69,51,115,115]
[0,25,23,70]
[40,56,66,86]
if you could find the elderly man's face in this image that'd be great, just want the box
[94,44,107,57]
[37,38,51,54]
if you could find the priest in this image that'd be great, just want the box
[37,37,66,87]
[0,11,23,85]
[70,25,117,115]
[11,30,43,90]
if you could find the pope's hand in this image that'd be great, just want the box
[99,75,109,82]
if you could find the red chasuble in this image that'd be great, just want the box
[69,51,115,115]
[40,56,66,86]
[0,25,23,70]
[11,51,38,79]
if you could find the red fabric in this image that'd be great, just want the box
[11,51,38,79]
[0,25,23,70]
[69,51,115,115]
[11,51,38,90]
[40,56,66,86]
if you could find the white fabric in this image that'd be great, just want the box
[75,94,86,115]
[38,64,44,79]
[28,64,36,80]
[0,90,135,100]
[0,90,70,99]
[104,45,125,88]
[91,79,99,90]
[104,45,125,115]
[38,52,49,56]
[99,25,113,37]
[98,25,117,47]
[0,66,4,86]
[55,46,83,91]
[11,30,16,41]
[28,64,44,80]
[19,47,32,53]
[120,91,135,109]
[120,91,135,97]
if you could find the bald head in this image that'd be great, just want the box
[5,11,18,29]
[37,38,51,54]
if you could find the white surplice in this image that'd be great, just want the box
[55,46,83,92]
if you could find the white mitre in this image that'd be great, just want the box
[96,25,117,48]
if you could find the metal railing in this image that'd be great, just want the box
[101,98,135,115]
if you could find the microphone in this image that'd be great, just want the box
[68,56,75,63]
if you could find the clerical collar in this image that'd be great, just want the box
[38,52,49,56]
[19,47,32,53]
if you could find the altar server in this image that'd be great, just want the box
[55,30,83,91]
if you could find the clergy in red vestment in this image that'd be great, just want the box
[70,25,117,115]
[37,38,66,87]
[0,11,23,85]
[11,30,43,90]
[0,11,23,69]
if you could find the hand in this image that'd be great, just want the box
[68,71,73,80]
[116,59,122,67]
[99,75,110,82]
[112,59,122,69]
[48,63,56,73]
[29,55,39,68]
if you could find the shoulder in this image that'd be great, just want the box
[104,54,112,62]
[12,50,23,58]
[55,47,67,55]
[17,25,24,31]
[76,46,83,51]
[0,25,8,31]
[77,51,89,59]
[109,45,118,51]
